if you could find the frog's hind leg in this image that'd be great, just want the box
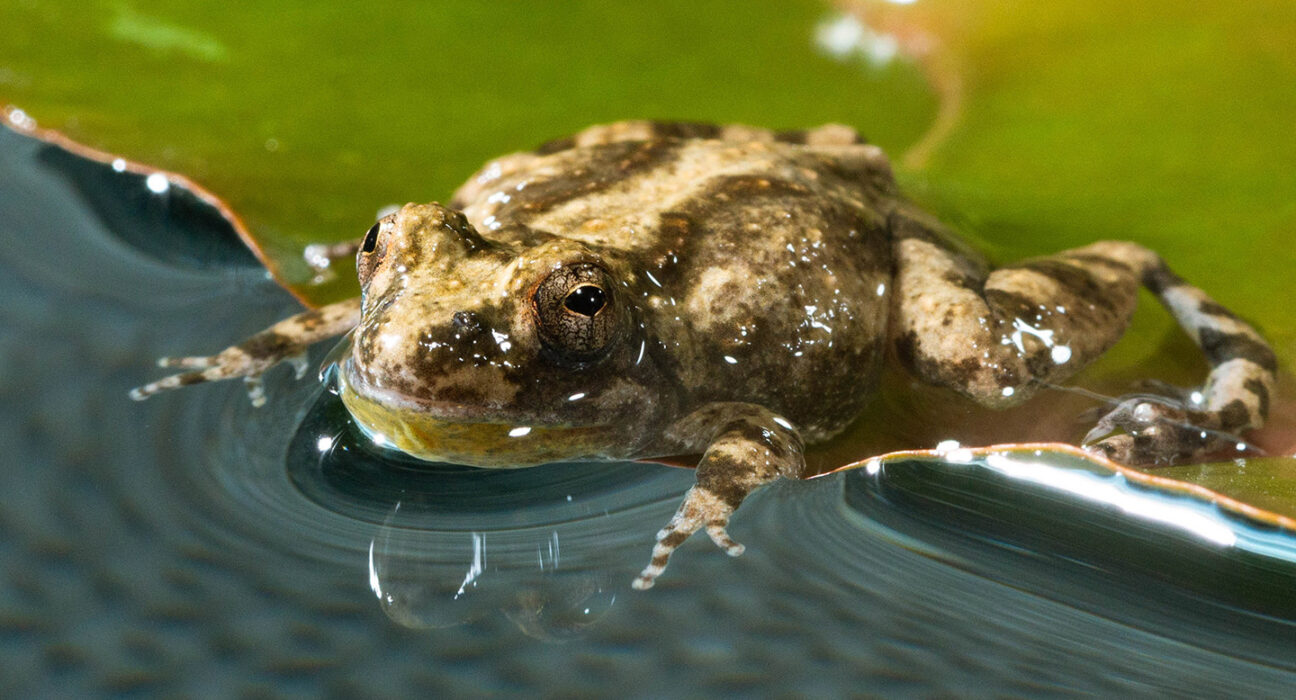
[129,297,361,406]
[1086,259,1277,463]
[889,213,1276,465]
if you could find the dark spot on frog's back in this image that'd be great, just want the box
[650,121,722,140]
[941,268,981,292]
[495,139,681,223]
[534,135,576,155]
[710,174,812,200]
[773,129,809,144]
[984,289,1041,322]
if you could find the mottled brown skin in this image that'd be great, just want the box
[134,120,1277,589]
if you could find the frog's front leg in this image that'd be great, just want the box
[129,297,362,406]
[632,403,805,590]
[889,210,1276,465]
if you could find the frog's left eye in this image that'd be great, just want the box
[533,263,622,362]
[361,222,381,253]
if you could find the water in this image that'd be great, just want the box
[4,123,1296,696]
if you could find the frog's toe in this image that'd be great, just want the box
[1081,396,1177,446]
[287,351,310,380]
[1082,395,1255,466]
[157,355,217,369]
[243,375,268,407]
[1084,434,1136,464]
[705,521,745,557]
[129,366,225,401]
[632,486,737,590]
[132,350,278,405]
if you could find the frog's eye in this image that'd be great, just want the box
[361,222,381,253]
[563,285,607,316]
[533,263,622,362]
[356,219,389,287]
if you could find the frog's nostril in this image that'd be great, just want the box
[452,310,482,333]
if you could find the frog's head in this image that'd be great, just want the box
[339,202,672,466]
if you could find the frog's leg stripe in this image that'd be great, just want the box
[130,297,361,406]
[1140,257,1276,430]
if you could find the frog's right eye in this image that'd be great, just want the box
[532,262,624,363]
[356,220,388,287]
[361,222,381,254]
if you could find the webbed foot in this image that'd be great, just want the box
[129,298,361,406]
[130,347,309,407]
[1082,394,1257,466]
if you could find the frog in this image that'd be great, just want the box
[131,120,1278,589]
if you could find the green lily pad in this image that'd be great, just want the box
[1158,458,1296,519]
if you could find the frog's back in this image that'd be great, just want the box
[454,122,899,439]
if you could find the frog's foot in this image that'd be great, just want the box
[129,298,361,407]
[632,486,741,591]
[1082,395,1259,466]
[130,347,309,407]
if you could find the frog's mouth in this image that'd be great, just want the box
[336,362,619,468]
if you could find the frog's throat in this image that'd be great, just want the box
[337,366,615,468]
